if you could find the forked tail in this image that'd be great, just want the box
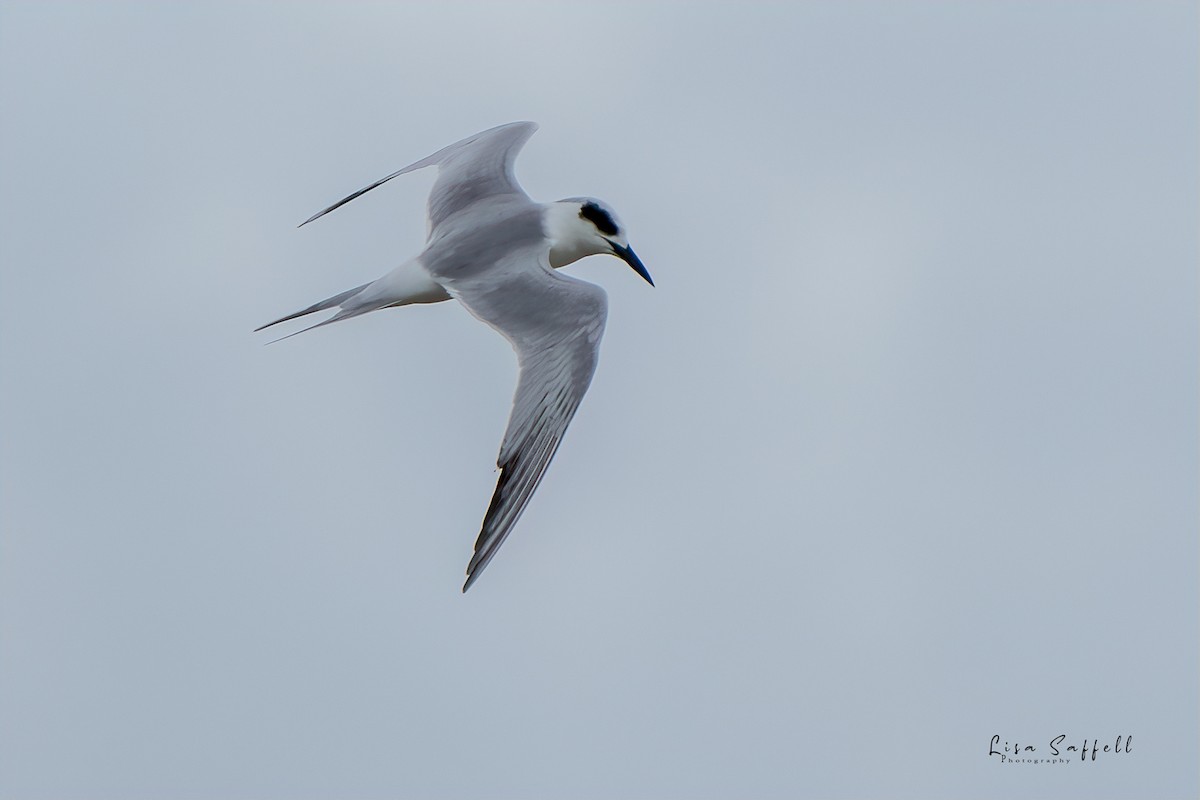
[254,282,371,332]
[255,282,402,343]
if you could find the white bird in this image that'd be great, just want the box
[258,122,653,591]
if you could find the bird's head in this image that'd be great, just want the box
[546,198,653,286]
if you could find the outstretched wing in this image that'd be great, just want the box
[299,121,538,236]
[429,244,609,591]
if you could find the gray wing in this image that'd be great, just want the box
[299,121,538,236]
[431,245,609,592]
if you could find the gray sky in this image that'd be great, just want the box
[0,2,1195,798]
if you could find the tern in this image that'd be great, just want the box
[258,122,653,591]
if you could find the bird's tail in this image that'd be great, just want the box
[255,282,371,332]
[255,282,400,343]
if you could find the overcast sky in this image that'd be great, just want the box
[1,2,1196,799]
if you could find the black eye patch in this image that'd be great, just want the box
[579,202,619,236]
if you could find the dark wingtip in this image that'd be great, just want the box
[297,210,323,228]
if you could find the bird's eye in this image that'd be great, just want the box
[579,202,618,236]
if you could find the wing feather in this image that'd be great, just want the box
[428,246,608,591]
[298,121,538,235]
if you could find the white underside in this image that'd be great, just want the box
[368,260,453,306]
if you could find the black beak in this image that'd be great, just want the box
[609,242,654,287]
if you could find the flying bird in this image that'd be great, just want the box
[258,122,653,591]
